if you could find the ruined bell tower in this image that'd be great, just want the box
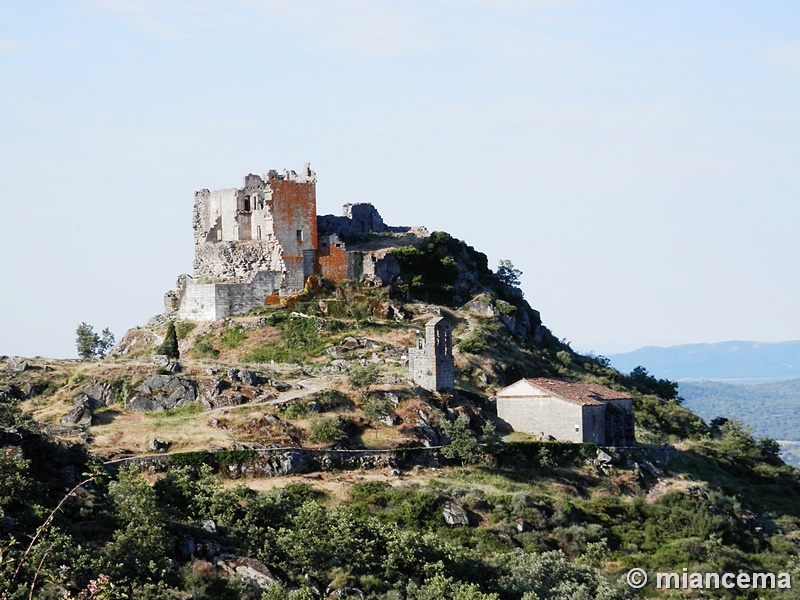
[408,317,455,392]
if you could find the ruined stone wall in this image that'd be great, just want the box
[266,168,317,293]
[191,166,317,291]
[178,271,284,321]
[193,240,283,282]
[343,203,386,233]
[317,234,349,281]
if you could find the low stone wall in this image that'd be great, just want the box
[105,446,441,478]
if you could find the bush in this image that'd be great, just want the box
[459,333,489,354]
[174,321,197,340]
[308,416,346,444]
[442,415,482,465]
[362,397,395,423]
[220,323,247,349]
[192,332,219,359]
[348,364,381,391]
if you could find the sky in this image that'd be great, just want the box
[1,0,800,359]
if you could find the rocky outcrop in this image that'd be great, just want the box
[213,555,279,590]
[225,450,309,478]
[442,501,469,526]
[126,375,198,412]
[4,357,29,372]
[60,396,93,427]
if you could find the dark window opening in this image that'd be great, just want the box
[296,229,303,242]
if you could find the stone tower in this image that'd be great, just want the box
[409,317,455,392]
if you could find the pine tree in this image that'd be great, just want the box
[159,321,180,359]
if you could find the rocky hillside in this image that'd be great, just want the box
[2,230,800,599]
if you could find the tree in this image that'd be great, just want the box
[496,260,522,287]
[626,366,680,402]
[441,415,482,465]
[75,323,115,361]
[158,321,180,359]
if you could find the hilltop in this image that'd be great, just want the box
[2,224,800,599]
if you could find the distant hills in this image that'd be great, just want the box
[608,340,800,383]
[608,340,800,466]
[678,378,800,442]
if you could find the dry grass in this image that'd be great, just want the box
[88,408,236,457]
[221,469,436,504]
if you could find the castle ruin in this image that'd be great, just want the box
[169,164,410,321]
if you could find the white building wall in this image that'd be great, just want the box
[496,395,586,443]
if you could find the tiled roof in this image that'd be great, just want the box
[504,378,631,407]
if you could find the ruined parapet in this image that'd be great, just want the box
[317,202,386,238]
[343,203,386,233]
[408,317,455,392]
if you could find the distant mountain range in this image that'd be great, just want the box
[608,340,800,383]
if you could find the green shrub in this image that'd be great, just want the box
[174,321,197,340]
[192,332,219,359]
[281,400,313,420]
[459,333,489,354]
[348,364,381,391]
[308,416,346,444]
[362,397,395,423]
[315,389,354,412]
[220,323,247,349]
[157,320,180,359]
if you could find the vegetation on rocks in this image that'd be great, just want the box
[2,230,799,599]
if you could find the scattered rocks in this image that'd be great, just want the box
[126,375,198,412]
[442,501,469,526]
[269,379,292,392]
[639,460,665,479]
[203,395,249,410]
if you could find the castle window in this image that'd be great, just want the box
[296,229,303,242]
[216,229,222,241]
[256,226,262,240]
[244,197,251,212]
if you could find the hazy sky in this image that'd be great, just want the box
[2,1,800,359]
